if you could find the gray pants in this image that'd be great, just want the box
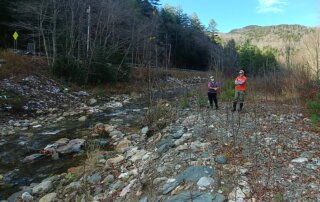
[234,90,245,103]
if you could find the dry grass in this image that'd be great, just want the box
[0,50,47,80]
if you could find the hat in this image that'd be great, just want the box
[239,70,244,74]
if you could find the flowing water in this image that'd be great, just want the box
[0,104,145,200]
[0,85,201,199]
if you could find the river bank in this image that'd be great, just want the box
[0,73,319,201]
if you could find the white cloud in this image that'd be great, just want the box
[257,0,287,13]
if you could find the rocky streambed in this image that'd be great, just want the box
[0,75,319,202]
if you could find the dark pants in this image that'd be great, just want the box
[208,92,218,108]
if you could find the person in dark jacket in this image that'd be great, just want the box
[208,76,220,109]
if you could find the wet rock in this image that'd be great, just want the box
[32,180,52,194]
[139,196,148,202]
[89,98,97,105]
[56,139,85,154]
[141,126,149,135]
[21,153,44,163]
[104,101,123,108]
[66,181,81,192]
[39,193,57,202]
[103,175,115,185]
[161,179,180,194]
[74,91,89,96]
[171,129,184,139]
[39,129,63,135]
[165,191,214,202]
[55,138,69,146]
[78,116,87,122]
[7,188,32,202]
[110,130,124,138]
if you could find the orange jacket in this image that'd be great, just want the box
[235,75,247,91]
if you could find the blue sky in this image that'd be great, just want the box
[159,0,319,33]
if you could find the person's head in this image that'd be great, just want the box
[239,70,244,76]
[210,76,214,82]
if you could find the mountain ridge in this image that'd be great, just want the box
[218,24,315,50]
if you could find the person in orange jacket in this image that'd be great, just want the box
[232,69,247,112]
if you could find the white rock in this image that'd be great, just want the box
[141,126,149,135]
[197,177,214,190]
[228,187,246,201]
[78,116,87,122]
[292,157,308,163]
[89,98,97,105]
[21,192,33,202]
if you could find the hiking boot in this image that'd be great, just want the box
[231,102,237,112]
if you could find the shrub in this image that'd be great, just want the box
[144,99,176,131]
[307,93,320,126]
[220,81,235,101]
[179,96,190,109]
[53,56,86,85]
[196,95,208,108]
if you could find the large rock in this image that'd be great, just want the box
[116,139,131,152]
[56,139,85,154]
[106,155,124,165]
[55,138,69,146]
[39,193,57,202]
[21,192,33,202]
[21,154,44,163]
[228,187,246,202]
[32,180,53,194]
[130,150,149,162]
[197,177,214,190]
[291,157,308,163]
[161,166,214,194]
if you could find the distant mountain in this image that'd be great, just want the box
[218,24,315,50]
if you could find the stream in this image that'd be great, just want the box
[0,84,200,200]
[0,102,146,200]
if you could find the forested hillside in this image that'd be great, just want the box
[0,0,224,84]
[219,25,320,79]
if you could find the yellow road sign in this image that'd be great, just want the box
[13,32,19,40]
